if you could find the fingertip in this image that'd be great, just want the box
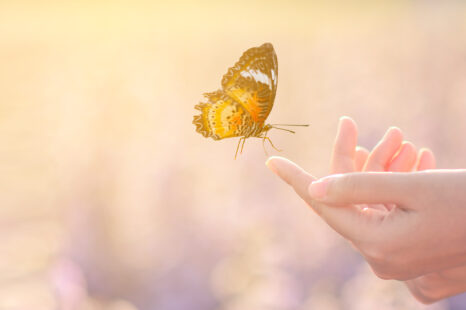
[386,126,403,141]
[265,156,280,168]
[355,146,370,159]
[265,156,298,185]
[419,147,435,158]
[397,141,417,158]
[265,156,280,174]
[387,141,417,172]
[416,148,436,170]
[356,145,369,153]
[400,141,417,162]
[364,127,404,172]
[402,140,416,151]
[355,146,370,171]
[266,156,291,177]
[338,116,358,134]
[339,115,356,125]
[266,156,289,167]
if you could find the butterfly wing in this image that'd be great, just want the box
[193,91,255,140]
[193,43,277,140]
[221,43,278,125]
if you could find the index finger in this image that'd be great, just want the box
[266,156,374,241]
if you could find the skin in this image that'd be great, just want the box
[266,116,466,303]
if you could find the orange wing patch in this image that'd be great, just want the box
[226,88,270,123]
[193,91,253,140]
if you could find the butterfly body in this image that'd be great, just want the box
[193,43,306,158]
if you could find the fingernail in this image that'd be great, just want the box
[308,178,331,199]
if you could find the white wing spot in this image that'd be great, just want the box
[240,69,271,86]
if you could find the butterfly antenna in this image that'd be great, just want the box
[270,123,309,134]
[270,124,309,127]
[271,126,296,134]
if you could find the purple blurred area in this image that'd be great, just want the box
[1,1,466,309]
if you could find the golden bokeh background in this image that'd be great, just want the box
[1,1,466,309]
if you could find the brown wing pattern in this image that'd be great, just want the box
[221,43,278,124]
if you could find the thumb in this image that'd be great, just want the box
[308,172,415,206]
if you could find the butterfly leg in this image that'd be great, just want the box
[262,134,269,156]
[240,137,247,154]
[264,136,282,152]
[235,137,244,160]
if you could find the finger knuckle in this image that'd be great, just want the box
[415,277,446,302]
[334,174,358,200]
[408,280,443,304]
[371,267,393,280]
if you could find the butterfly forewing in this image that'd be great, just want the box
[222,43,278,125]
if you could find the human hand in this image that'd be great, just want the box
[266,117,466,302]
[327,116,466,303]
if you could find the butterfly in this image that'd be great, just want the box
[193,43,308,159]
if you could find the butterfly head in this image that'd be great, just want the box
[262,124,273,133]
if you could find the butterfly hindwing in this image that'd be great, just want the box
[193,91,255,140]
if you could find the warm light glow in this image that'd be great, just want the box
[1,1,465,308]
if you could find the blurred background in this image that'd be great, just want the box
[1,1,466,309]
